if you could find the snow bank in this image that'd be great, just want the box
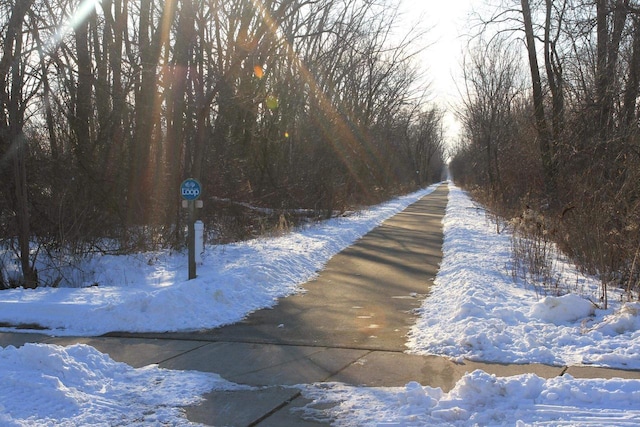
[529,294,595,324]
[297,371,640,426]
[0,186,437,336]
[0,343,246,426]
[408,184,640,369]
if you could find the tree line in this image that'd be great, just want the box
[451,0,640,303]
[0,0,445,288]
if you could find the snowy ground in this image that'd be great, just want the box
[1,182,640,426]
[408,185,640,370]
[296,184,640,426]
[0,342,249,426]
[0,185,437,336]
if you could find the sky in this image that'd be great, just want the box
[400,0,477,146]
[1,182,640,425]
[404,1,473,100]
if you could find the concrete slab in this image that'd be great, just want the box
[461,359,566,380]
[185,386,302,427]
[328,351,468,391]
[565,365,640,380]
[160,342,368,386]
[229,359,333,386]
[0,332,49,348]
[328,352,567,392]
[306,347,370,375]
[45,336,207,368]
[256,396,330,426]
[161,342,319,379]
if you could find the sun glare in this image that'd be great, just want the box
[69,0,101,29]
[48,0,102,52]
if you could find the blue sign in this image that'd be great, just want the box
[180,178,202,200]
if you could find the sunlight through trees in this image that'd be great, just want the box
[0,0,445,287]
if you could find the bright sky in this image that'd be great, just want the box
[400,0,476,146]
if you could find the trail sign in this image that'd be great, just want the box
[180,178,201,201]
[180,178,202,280]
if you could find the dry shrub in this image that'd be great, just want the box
[553,138,640,308]
[509,208,561,297]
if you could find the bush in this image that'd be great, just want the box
[509,208,561,297]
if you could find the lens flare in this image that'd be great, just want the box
[254,65,264,79]
[265,95,279,110]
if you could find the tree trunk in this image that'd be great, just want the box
[521,0,557,198]
[544,0,564,140]
[167,0,196,193]
[596,0,629,137]
[73,13,93,164]
[623,16,640,129]
[101,0,127,182]
[129,0,177,225]
[0,0,38,287]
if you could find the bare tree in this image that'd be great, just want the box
[0,0,442,276]
[408,108,445,186]
[459,37,523,204]
[0,0,38,287]
[520,0,558,198]
[455,0,640,304]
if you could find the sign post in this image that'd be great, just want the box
[180,178,202,280]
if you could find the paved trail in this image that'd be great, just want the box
[187,184,448,351]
